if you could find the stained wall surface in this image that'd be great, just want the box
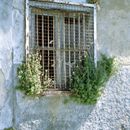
[97,0,130,65]
[0,0,130,130]
[0,0,24,129]
[0,0,13,129]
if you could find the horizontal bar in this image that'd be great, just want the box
[33,47,90,51]
[29,1,94,13]
[30,0,95,8]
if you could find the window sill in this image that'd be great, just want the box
[43,89,71,96]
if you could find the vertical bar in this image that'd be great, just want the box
[94,6,97,67]
[25,0,29,56]
[36,15,39,47]
[42,15,44,75]
[53,16,56,88]
[56,14,61,89]
[31,14,35,49]
[63,13,66,89]
[29,10,32,50]
[59,14,61,89]
[68,15,71,87]
[83,13,86,55]
[48,16,49,78]
[73,13,76,64]
[78,14,81,61]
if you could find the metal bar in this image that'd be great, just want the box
[94,5,97,67]
[29,9,32,49]
[83,13,86,55]
[63,13,66,89]
[42,15,44,74]
[30,0,95,7]
[68,15,71,85]
[73,13,76,64]
[25,0,29,56]
[59,14,61,89]
[29,1,95,13]
[36,15,39,47]
[31,14,35,49]
[56,14,61,89]
[48,16,49,78]
[53,16,56,88]
[36,47,89,51]
[78,14,81,61]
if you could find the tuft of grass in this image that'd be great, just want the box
[70,54,115,104]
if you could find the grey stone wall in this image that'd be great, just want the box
[0,0,130,130]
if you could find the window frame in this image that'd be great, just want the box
[25,0,97,90]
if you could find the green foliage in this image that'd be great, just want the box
[4,127,15,130]
[70,54,115,104]
[17,52,53,96]
[88,0,99,4]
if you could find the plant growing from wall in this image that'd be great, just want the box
[4,127,15,130]
[70,54,115,104]
[17,52,53,96]
[88,0,100,4]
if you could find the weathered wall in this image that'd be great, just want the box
[12,0,25,129]
[97,0,130,65]
[14,66,130,130]
[15,93,94,130]
[0,1,13,129]
[0,0,130,130]
[14,0,130,130]
[0,0,25,129]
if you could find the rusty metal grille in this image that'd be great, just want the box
[30,8,94,90]
[35,14,55,83]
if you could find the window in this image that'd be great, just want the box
[29,1,96,90]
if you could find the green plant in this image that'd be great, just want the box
[88,0,99,4]
[70,54,115,104]
[4,127,15,130]
[17,52,53,96]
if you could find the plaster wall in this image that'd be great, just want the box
[15,66,130,130]
[97,0,130,65]
[14,0,130,129]
[0,0,130,130]
[0,0,14,129]
[0,0,24,129]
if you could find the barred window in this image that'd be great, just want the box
[29,1,96,90]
